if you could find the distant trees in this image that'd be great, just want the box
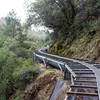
[26,0,100,40]
[2,10,26,43]
[26,0,76,40]
[4,10,20,38]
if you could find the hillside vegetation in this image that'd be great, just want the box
[49,17,100,62]
[0,0,100,100]
[0,31,39,100]
[49,30,100,62]
[0,10,43,100]
[27,0,100,62]
[49,11,100,62]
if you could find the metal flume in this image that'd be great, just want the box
[34,48,99,100]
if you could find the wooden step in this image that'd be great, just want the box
[67,91,98,97]
[70,85,97,89]
[74,80,97,83]
[75,72,94,74]
[73,69,92,71]
[76,76,96,79]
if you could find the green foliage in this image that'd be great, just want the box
[0,48,17,100]
[23,41,37,50]
[0,42,38,99]
[26,0,100,41]
[26,0,76,39]
[0,24,38,99]
[0,32,6,47]
[13,47,29,58]
[1,10,26,44]
[16,26,27,44]
[85,0,100,13]
[14,97,23,100]
[13,58,39,89]
[23,41,38,57]
[4,10,21,38]
[3,37,19,50]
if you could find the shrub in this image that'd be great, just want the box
[0,32,6,47]
[3,37,20,51]
[14,97,23,100]
[13,47,29,58]
[13,58,39,89]
[0,48,17,100]
[23,41,37,50]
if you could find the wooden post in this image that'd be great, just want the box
[64,68,68,80]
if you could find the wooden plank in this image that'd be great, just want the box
[70,85,97,89]
[76,76,96,79]
[67,92,98,97]
[74,80,97,83]
[73,69,92,71]
[75,72,94,74]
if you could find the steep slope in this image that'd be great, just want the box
[49,15,100,63]
[9,64,67,100]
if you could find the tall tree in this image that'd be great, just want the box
[26,0,76,39]
[5,10,21,38]
[26,0,100,40]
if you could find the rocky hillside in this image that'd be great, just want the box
[26,0,100,62]
[49,25,100,62]
[49,1,100,63]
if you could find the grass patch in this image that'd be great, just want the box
[37,70,55,79]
